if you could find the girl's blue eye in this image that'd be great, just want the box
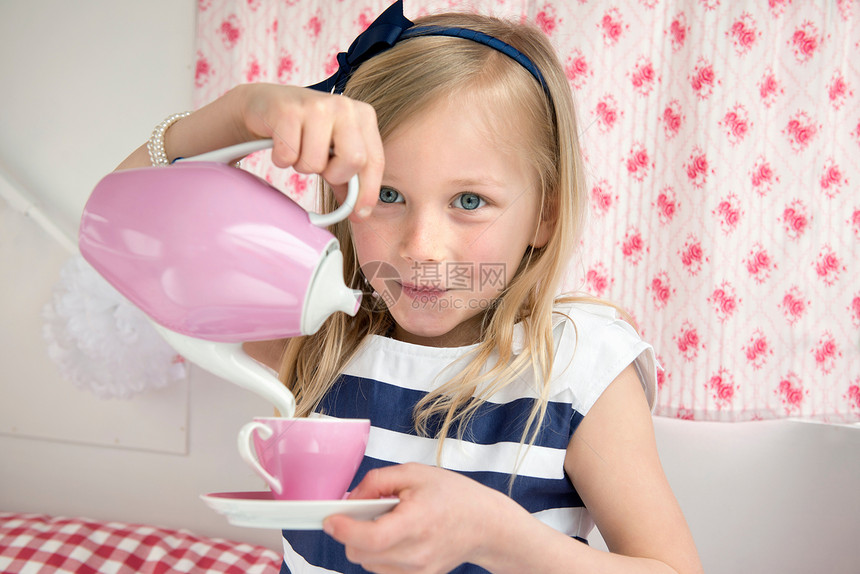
[456,193,485,210]
[379,186,402,204]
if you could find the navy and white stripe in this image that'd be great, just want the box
[281,302,656,573]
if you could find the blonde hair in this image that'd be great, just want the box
[279,12,589,459]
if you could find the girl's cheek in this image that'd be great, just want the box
[351,221,391,260]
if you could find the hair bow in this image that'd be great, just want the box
[308,0,414,94]
[307,1,550,99]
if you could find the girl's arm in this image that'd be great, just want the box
[561,364,703,573]
[114,83,385,220]
[325,364,703,574]
[475,364,703,573]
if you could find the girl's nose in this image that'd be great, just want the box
[398,209,446,263]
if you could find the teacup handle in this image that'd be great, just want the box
[179,139,358,228]
[238,420,283,495]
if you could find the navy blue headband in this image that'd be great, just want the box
[307,0,550,97]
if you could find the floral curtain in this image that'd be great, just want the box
[194,0,860,423]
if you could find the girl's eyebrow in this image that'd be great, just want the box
[383,175,507,189]
[448,177,505,188]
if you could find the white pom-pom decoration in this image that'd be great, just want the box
[42,255,188,399]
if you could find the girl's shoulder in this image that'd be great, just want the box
[546,300,657,415]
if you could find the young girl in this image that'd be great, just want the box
[117,2,702,572]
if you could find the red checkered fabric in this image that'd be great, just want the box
[0,512,282,573]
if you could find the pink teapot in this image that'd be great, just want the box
[78,140,362,417]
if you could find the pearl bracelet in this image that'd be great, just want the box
[147,111,192,166]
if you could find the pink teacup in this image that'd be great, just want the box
[238,417,370,500]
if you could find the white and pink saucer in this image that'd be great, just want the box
[201,491,399,530]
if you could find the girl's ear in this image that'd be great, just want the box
[530,199,557,249]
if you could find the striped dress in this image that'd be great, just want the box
[280,302,657,573]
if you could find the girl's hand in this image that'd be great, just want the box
[119,83,384,220]
[237,83,384,220]
[323,463,524,574]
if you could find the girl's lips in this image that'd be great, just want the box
[400,282,447,298]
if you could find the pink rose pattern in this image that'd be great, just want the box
[590,178,616,216]
[743,330,772,370]
[678,235,707,276]
[625,142,652,182]
[812,332,841,375]
[661,99,683,139]
[749,156,778,196]
[585,262,613,298]
[779,286,809,326]
[684,146,710,189]
[851,294,860,328]
[728,13,759,56]
[649,271,674,310]
[813,245,844,287]
[194,1,859,423]
[629,56,658,96]
[593,95,621,133]
[689,57,717,100]
[819,158,848,198]
[674,321,704,361]
[720,104,751,146]
[653,186,679,224]
[599,8,626,46]
[776,372,807,415]
[565,47,592,89]
[620,226,648,265]
[712,192,743,233]
[827,71,852,110]
[744,243,775,284]
[789,21,821,64]
[666,13,688,52]
[708,281,740,323]
[846,380,860,413]
[758,68,782,108]
[780,199,811,240]
[707,368,738,410]
[783,110,820,152]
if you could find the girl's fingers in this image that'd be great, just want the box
[324,508,404,555]
[244,85,383,218]
[324,122,368,183]
[354,125,385,218]
[295,105,336,175]
[348,465,408,501]
[324,100,383,219]
[350,102,385,219]
[267,115,302,169]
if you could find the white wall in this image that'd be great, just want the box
[0,2,858,572]
[648,418,860,573]
[0,0,283,552]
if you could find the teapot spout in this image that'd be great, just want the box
[151,322,297,418]
[302,246,362,335]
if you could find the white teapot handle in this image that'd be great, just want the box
[181,139,275,164]
[179,139,358,227]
